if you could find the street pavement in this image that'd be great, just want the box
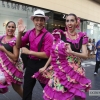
[0,58,100,100]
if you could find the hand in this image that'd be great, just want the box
[21,47,30,54]
[39,67,46,73]
[0,46,5,51]
[65,43,73,54]
[17,18,26,34]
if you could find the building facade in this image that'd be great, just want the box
[0,0,100,42]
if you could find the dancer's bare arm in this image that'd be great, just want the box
[0,45,19,62]
[16,18,26,49]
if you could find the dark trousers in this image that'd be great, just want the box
[21,45,29,69]
[94,61,100,73]
[21,53,28,69]
[23,59,47,100]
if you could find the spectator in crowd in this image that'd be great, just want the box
[87,38,92,59]
[92,39,96,58]
[94,39,100,75]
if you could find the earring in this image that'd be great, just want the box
[76,17,80,30]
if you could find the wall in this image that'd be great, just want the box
[12,0,100,23]
[0,1,34,36]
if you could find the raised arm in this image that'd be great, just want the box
[16,18,26,49]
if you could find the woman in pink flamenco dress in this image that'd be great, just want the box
[32,13,91,100]
[0,21,23,97]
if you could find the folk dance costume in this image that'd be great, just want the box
[33,31,91,100]
[0,36,23,93]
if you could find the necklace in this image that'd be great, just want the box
[67,31,77,40]
[3,36,12,43]
[67,31,80,50]
[68,31,77,36]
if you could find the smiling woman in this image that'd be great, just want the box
[5,21,16,36]
[33,13,91,100]
[0,21,23,97]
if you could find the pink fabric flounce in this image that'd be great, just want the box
[43,85,82,100]
[0,51,23,85]
[32,72,49,84]
[0,84,8,93]
[32,66,54,84]
[43,84,86,100]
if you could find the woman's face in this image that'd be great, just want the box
[65,15,77,33]
[6,22,16,36]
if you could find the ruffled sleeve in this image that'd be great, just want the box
[82,33,88,44]
[8,38,16,47]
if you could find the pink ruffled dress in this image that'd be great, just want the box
[0,36,23,93]
[32,32,91,100]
